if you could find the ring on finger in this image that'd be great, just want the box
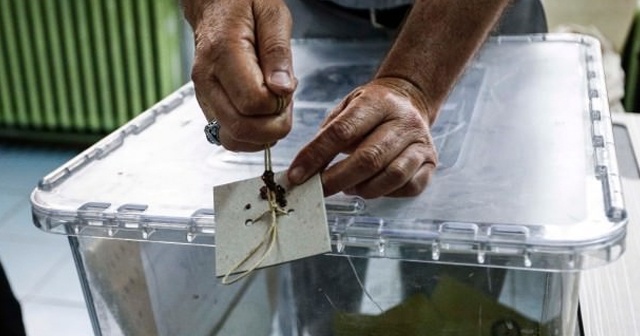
[204,119,222,146]
[273,95,287,115]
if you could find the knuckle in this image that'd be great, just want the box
[191,43,226,84]
[326,119,357,142]
[262,40,290,59]
[355,145,385,171]
[259,3,292,26]
[429,150,439,167]
[422,143,438,166]
[380,89,398,105]
[385,161,411,181]
[190,59,208,84]
[408,142,438,169]
[193,91,211,116]
[410,126,431,146]
[408,110,426,125]
[402,112,426,130]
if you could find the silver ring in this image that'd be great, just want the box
[204,120,221,146]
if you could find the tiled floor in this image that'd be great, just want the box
[0,142,93,335]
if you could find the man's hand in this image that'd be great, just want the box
[288,0,508,198]
[288,78,438,198]
[184,0,297,151]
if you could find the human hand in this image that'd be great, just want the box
[287,78,438,198]
[184,0,297,151]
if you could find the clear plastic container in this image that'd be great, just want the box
[32,35,626,336]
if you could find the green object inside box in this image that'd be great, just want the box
[334,276,540,336]
[0,0,183,142]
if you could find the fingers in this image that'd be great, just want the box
[288,79,438,198]
[216,125,275,152]
[254,0,296,97]
[319,123,420,197]
[189,0,296,150]
[190,4,261,116]
[288,101,386,185]
[213,0,294,116]
[345,144,437,198]
[209,40,285,117]
[386,162,436,197]
[194,75,292,151]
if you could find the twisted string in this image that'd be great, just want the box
[222,145,285,285]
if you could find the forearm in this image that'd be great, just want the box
[376,0,510,123]
[181,0,205,28]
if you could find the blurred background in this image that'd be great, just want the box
[0,0,192,145]
[0,1,190,334]
[0,0,638,335]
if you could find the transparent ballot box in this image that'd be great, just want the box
[31,35,626,336]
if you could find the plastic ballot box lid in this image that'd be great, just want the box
[31,34,627,271]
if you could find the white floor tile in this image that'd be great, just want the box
[0,144,91,335]
[0,239,70,299]
[22,300,93,336]
[0,193,24,220]
[25,256,86,305]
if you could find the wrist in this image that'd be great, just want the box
[371,77,436,125]
[182,0,214,29]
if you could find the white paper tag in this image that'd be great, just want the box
[214,172,330,278]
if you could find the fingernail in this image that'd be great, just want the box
[288,166,305,184]
[270,70,291,87]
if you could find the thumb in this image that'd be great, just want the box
[254,1,296,96]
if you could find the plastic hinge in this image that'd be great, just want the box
[492,34,596,48]
[590,97,605,118]
[117,204,148,230]
[39,143,110,191]
[96,133,125,159]
[325,196,366,214]
[488,224,530,240]
[439,222,478,237]
[39,154,90,191]
[494,34,545,44]
[190,208,215,235]
[584,39,626,222]
[346,217,384,238]
[592,120,605,147]
[132,114,156,134]
[579,34,595,47]
[158,92,184,113]
[38,83,195,192]
[77,202,112,227]
[603,142,626,221]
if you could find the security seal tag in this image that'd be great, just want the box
[214,172,330,280]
